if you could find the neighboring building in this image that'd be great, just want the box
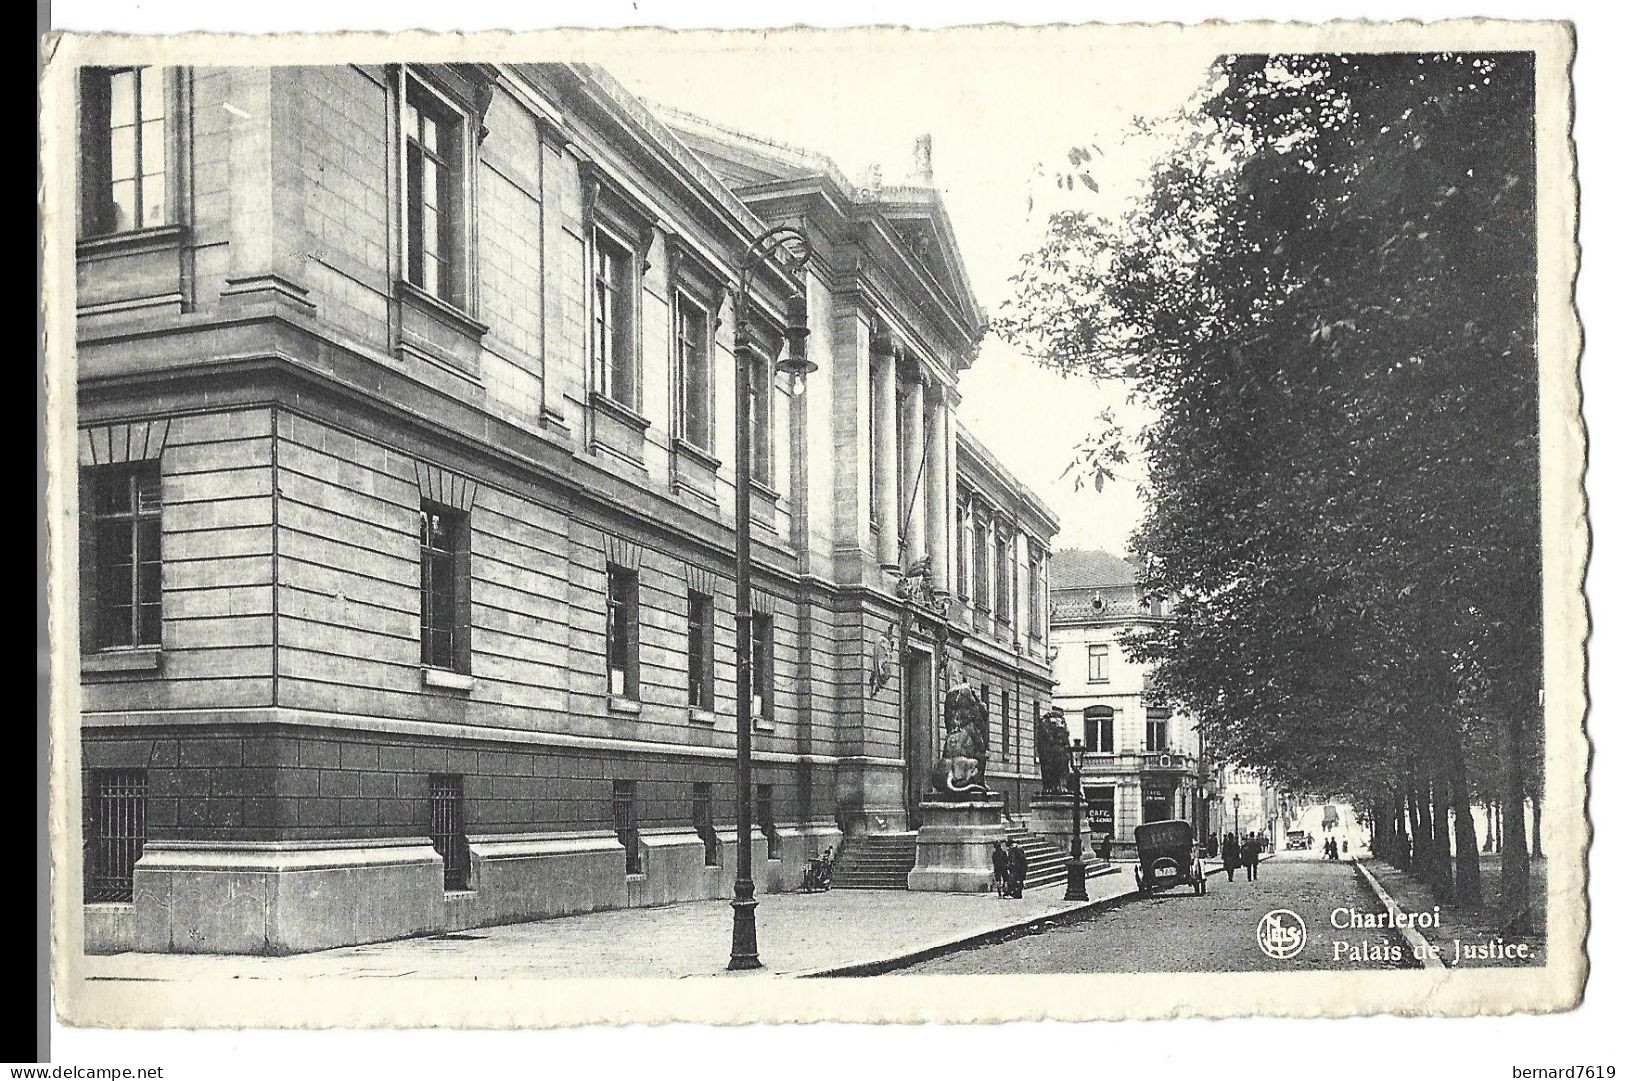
[1048,550,1207,848]
[73,61,1056,954]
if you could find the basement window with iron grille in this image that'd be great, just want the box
[86,769,146,903]
[428,774,470,890]
[756,783,780,861]
[613,780,642,874]
[692,781,719,867]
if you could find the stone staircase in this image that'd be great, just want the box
[1005,827,1071,888]
[830,832,918,890]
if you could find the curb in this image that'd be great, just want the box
[795,866,1135,979]
[1352,858,1446,971]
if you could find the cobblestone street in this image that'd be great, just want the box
[904,852,1417,974]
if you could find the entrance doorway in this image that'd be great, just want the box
[901,649,936,831]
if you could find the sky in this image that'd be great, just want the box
[607,30,1220,557]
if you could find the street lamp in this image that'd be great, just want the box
[1064,738,1090,901]
[1195,779,1209,856]
[1232,793,1242,839]
[727,225,812,972]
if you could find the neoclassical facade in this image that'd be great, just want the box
[72,61,1057,954]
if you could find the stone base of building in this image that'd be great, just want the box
[906,797,1006,893]
[1027,794,1101,858]
[84,825,843,956]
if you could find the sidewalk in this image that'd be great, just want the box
[83,869,1138,982]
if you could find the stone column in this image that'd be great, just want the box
[925,382,950,597]
[944,392,959,604]
[901,359,926,567]
[872,339,899,571]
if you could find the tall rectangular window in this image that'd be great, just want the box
[1145,708,1171,753]
[756,783,780,860]
[1027,553,1042,636]
[87,463,163,651]
[1087,644,1109,683]
[80,66,167,236]
[895,387,909,545]
[606,565,639,699]
[973,521,989,610]
[1085,706,1115,754]
[995,532,1010,620]
[613,779,642,874]
[420,503,470,673]
[686,590,714,710]
[748,352,773,477]
[404,80,465,306]
[85,769,146,902]
[955,504,967,597]
[676,295,712,450]
[428,774,469,890]
[751,612,774,721]
[692,782,719,866]
[594,235,637,408]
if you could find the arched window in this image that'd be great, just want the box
[1084,705,1115,753]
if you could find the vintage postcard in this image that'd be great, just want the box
[41,18,1585,1028]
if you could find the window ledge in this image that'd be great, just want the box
[82,647,162,675]
[749,478,781,502]
[688,707,717,726]
[752,716,775,734]
[422,667,475,692]
[396,279,490,340]
[673,437,722,472]
[77,224,186,260]
[590,391,653,433]
[608,695,643,716]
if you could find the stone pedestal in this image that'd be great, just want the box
[1028,794,1098,859]
[907,796,1006,893]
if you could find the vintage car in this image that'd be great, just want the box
[1286,829,1312,850]
[1133,819,1207,896]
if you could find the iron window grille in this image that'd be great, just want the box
[428,774,469,890]
[686,591,714,710]
[751,612,774,721]
[420,503,470,673]
[85,769,146,902]
[404,79,466,306]
[87,463,163,651]
[79,66,168,236]
[593,234,637,408]
[606,565,639,698]
[675,294,712,451]
[756,784,780,860]
[613,780,642,874]
[1001,690,1012,758]
[1085,706,1115,754]
[692,782,719,867]
[1145,708,1171,754]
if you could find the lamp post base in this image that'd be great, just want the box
[727,887,762,970]
[1064,859,1091,902]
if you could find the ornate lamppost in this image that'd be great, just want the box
[1232,792,1242,840]
[1064,738,1090,901]
[727,225,813,972]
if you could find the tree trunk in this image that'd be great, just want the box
[1429,774,1454,902]
[1483,801,1495,852]
[1499,703,1532,935]
[1530,796,1543,860]
[1406,785,1427,878]
[1449,734,1482,906]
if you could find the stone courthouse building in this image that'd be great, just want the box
[72,61,1058,953]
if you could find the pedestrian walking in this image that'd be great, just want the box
[1222,831,1241,882]
[1007,841,1027,898]
[1099,833,1113,862]
[1243,831,1261,881]
[991,840,1009,898]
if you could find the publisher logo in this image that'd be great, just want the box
[1257,909,1307,960]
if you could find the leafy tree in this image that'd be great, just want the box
[997,52,1538,923]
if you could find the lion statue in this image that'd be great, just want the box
[1035,707,1072,794]
[929,683,990,798]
